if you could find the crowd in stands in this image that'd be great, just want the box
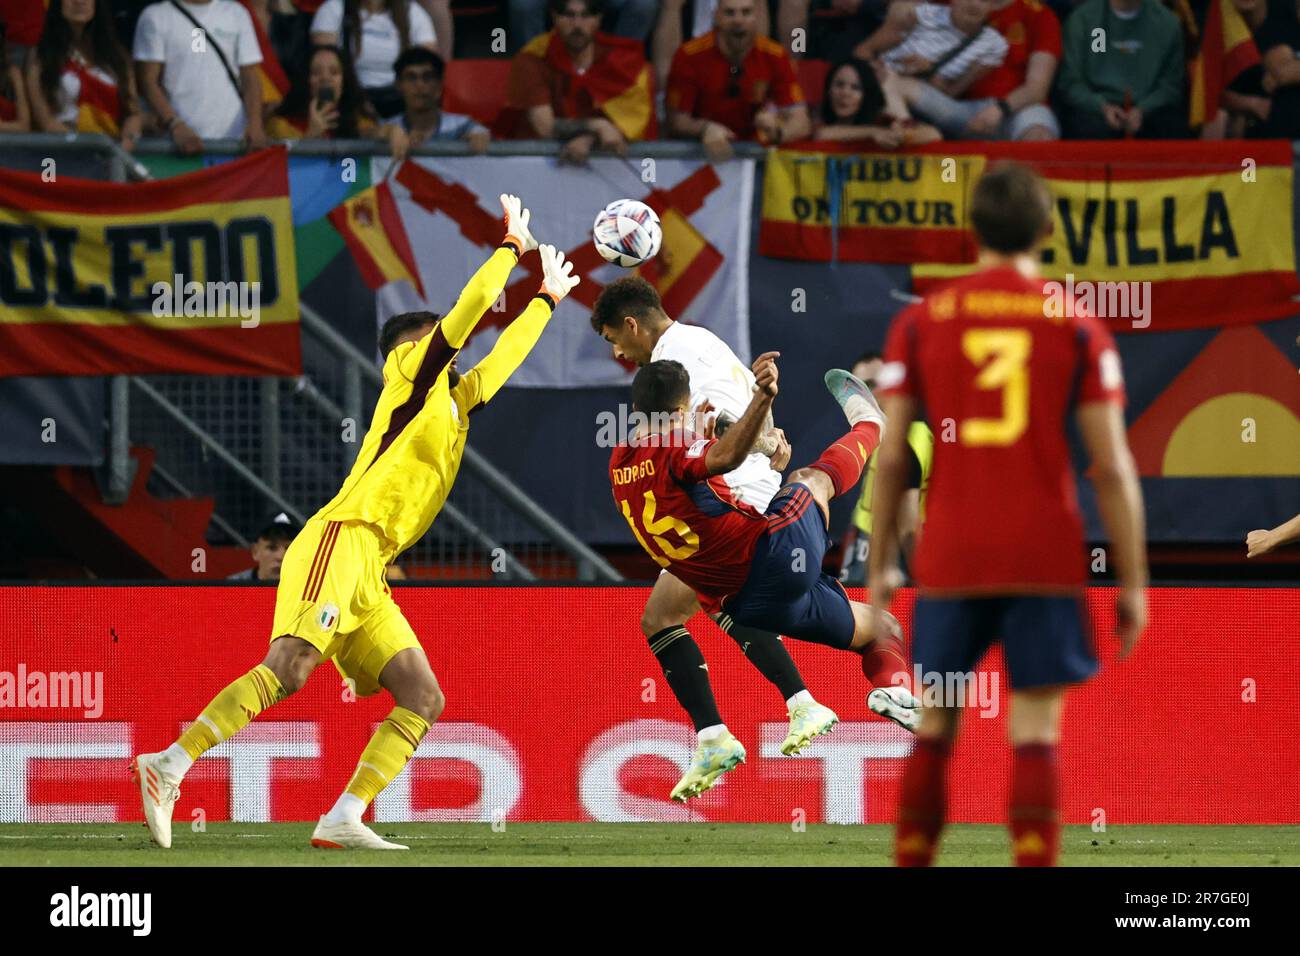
[2,0,1299,157]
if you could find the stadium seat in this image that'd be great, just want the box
[443,58,512,127]
[797,58,831,115]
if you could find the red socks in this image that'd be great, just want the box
[1010,743,1060,866]
[895,736,950,866]
[896,740,1061,867]
[809,421,882,497]
[861,628,911,692]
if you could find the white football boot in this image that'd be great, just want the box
[310,816,409,850]
[131,752,182,849]
[868,686,921,733]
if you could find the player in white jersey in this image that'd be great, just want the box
[591,276,841,801]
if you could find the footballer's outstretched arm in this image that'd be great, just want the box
[440,194,539,348]
[455,245,581,411]
[705,352,778,475]
[1077,400,1148,656]
[1247,512,1300,557]
[395,195,538,386]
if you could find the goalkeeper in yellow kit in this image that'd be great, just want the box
[131,195,580,850]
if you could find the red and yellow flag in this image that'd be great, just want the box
[1178,0,1261,129]
[761,139,1300,332]
[327,181,426,297]
[238,0,291,109]
[68,59,123,135]
[0,148,300,377]
[502,31,656,141]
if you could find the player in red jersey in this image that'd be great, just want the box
[609,352,922,795]
[868,162,1148,867]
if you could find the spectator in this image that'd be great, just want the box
[1216,0,1270,137]
[28,0,143,146]
[0,22,32,131]
[876,0,1060,140]
[653,0,772,93]
[815,56,941,144]
[856,0,1009,103]
[666,0,811,161]
[778,0,882,64]
[510,0,659,53]
[383,46,489,158]
[1245,0,1300,138]
[1056,0,1185,138]
[503,0,656,163]
[266,41,381,137]
[134,0,268,153]
[310,0,438,117]
[226,515,300,581]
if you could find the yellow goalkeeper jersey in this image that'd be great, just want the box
[312,244,556,557]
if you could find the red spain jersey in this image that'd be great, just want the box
[665,32,805,139]
[610,430,768,610]
[968,0,1062,101]
[879,265,1126,593]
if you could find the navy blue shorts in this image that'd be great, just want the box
[912,595,1099,690]
[722,483,857,649]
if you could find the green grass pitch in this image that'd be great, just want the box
[2,824,1296,866]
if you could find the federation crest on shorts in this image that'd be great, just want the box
[317,603,339,632]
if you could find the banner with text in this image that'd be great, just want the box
[2,586,1293,826]
[0,148,300,377]
[760,141,1300,332]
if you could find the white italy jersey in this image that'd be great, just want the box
[650,321,781,510]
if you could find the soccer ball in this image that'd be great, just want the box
[593,199,662,268]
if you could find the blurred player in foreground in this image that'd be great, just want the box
[593,277,840,800]
[609,352,921,793]
[838,351,933,587]
[133,196,581,850]
[869,162,1148,867]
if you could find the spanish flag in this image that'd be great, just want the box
[327,181,426,299]
[66,58,123,135]
[238,0,291,109]
[1175,0,1261,129]
[0,148,300,377]
[501,31,656,141]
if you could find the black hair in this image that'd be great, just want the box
[275,43,370,139]
[971,161,1053,255]
[380,310,440,356]
[632,360,691,416]
[549,0,606,15]
[820,59,886,127]
[36,0,133,121]
[255,522,299,544]
[590,275,665,333]
[393,45,444,80]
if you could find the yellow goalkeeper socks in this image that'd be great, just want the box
[326,706,430,823]
[175,664,286,761]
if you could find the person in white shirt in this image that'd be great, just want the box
[591,276,841,799]
[858,0,1007,93]
[310,0,437,116]
[134,0,267,151]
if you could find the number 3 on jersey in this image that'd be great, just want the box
[619,491,699,568]
[960,328,1032,447]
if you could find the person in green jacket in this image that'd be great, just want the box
[1057,0,1186,138]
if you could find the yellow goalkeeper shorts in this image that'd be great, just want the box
[270,517,421,697]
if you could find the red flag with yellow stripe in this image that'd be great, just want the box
[1177,0,1261,129]
[502,31,656,141]
[0,148,300,377]
[238,0,291,108]
[69,59,123,135]
[327,181,426,298]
